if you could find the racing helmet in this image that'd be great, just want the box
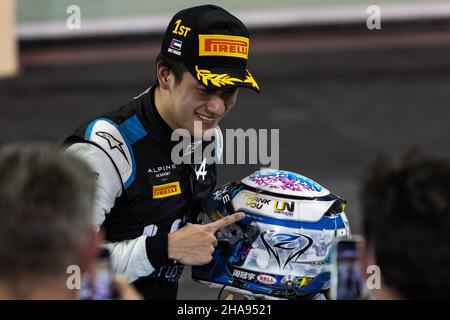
[192,169,351,299]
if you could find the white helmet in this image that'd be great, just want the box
[192,169,351,299]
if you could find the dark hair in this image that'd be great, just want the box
[361,149,450,299]
[155,53,188,85]
[0,144,96,280]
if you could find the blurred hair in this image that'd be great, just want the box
[361,148,450,299]
[0,144,96,280]
[155,53,188,85]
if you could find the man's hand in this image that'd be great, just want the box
[167,212,245,265]
[112,275,143,300]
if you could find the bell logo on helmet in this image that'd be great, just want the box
[257,274,276,285]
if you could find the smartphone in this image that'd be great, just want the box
[79,248,114,300]
[330,236,365,300]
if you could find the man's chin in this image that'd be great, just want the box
[202,127,217,140]
[192,121,217,140]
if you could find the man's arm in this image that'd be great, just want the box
[65,142,244,281]
[65,143,156,282]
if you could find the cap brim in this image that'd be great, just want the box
[185,64,260,93]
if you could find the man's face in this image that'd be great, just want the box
[166,70,238,138]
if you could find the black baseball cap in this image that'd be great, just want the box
[161,5,260,93]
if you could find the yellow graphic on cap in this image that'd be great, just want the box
[199,34,249,59]
[195,66,259,91]
[152,181,181,199]
[195,66,242,87]
[243,69,260,91]
[172,19,191,37]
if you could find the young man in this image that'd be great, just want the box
[64,5,259,299]
[360,151,450,299]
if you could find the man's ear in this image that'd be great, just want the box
[78,228,103,273]
[359,237,374,281]
[156,62,171,90]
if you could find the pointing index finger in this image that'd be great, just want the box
[206,212,245,232]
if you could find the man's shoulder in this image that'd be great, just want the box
[83,110,152,185]
[63,89,154,187]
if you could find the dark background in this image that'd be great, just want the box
[1,21,450,299]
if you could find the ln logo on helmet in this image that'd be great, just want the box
[273,200,295,216]
[257,274,276,285]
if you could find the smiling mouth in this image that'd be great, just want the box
[195,112,216,124]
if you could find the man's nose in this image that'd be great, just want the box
[206,94,226,117]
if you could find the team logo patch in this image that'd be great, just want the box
[95,131,129,164]
[148,163,176,179]
[168,38,183,56]
[86,119,134,187]
[199,34,249,59]
[152,181,181,199]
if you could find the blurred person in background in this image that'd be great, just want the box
[360,150,450,299]
[63,4,257,299]
[0,144,141,300]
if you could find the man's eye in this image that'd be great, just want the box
[222,89,237,98]
[197,87,211,95]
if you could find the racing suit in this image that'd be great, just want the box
[64,86,219,299]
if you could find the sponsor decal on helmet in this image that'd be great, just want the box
[257,274,277,285]
[244,194,271,209]
[232,268,256,281]
[273,200,295,216]
[296,277,313,288]
[212,184,232,203]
